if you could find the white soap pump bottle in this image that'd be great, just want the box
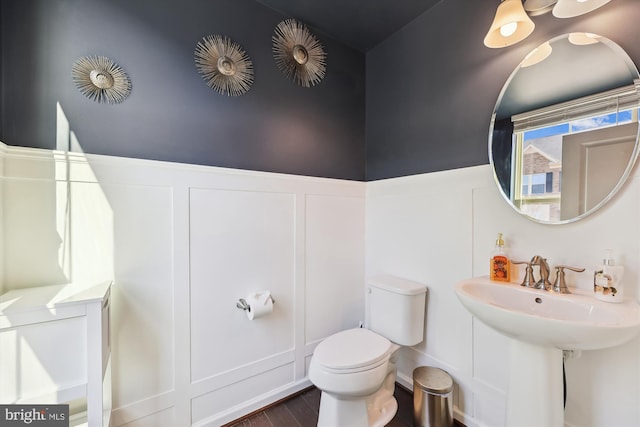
[593,250,624,303]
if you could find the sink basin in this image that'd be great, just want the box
[455,276,640,350]
[456,276,640,427]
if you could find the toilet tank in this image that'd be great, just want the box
[367,275,427,346]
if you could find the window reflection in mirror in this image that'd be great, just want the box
[513,107,639,222]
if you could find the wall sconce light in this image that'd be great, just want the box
[486,0,612,48]
[552,0,612,18]
[523,0,557,16]
[484,0,535,48]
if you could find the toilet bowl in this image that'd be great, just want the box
[309,328,401,427]
[309,275,428,427]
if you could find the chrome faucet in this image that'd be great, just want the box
[513,256,585,293]
[531,255,552,290]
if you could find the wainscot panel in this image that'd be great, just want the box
[366,164,640,427]
[0,142,366,426]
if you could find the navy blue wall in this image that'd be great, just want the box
[0,0,365,180]
[3,1,640,182]
[366,0,640,180]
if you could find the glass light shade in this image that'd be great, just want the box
[553,0,611,18]
[484,0,536,48]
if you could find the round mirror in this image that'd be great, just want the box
[490,34,640,224]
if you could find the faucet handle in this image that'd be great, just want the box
[551,265,586,294]
[556,265,586,273]
[512,260,536,287]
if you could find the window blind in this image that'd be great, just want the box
[512,79,640,133]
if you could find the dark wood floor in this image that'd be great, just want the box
[223,384,418,427]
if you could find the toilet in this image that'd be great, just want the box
[309,275,427,427]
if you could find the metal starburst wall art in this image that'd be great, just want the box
[194,35,254,96]
[272,19,326,88]
[71,55,132,104]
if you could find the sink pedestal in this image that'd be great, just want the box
[455,277,640,426]
[507,340,564,427]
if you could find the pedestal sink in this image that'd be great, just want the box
[455,277,640,427]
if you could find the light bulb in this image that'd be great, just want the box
[500,22,518,37]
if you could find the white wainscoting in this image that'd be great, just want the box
[0,143,365,426]
[4,141,640,427]
[367,164,640,427]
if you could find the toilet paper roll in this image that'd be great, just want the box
[246,291,274,320]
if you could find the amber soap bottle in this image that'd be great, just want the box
[490,233,510,282]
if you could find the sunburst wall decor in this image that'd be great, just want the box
[272,19,326,88]
[194,35,254,96]
[72,55,132,104]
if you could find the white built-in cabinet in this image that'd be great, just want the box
[0,282,112,426]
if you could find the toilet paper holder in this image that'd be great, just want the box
[236,295,275,311]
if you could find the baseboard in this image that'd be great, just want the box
[193,379,312,427]
[110,390,174,426]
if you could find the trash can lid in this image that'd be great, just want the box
[413,366,453,394]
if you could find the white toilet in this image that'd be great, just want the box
[309,275,427,427]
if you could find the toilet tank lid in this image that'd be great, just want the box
[368,275,427,296]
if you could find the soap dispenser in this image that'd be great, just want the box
[594,250,624,303]
[490,233,510,282]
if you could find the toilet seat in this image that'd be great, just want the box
[313,328,392,373]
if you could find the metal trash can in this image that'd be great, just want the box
[413,366,453,427]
